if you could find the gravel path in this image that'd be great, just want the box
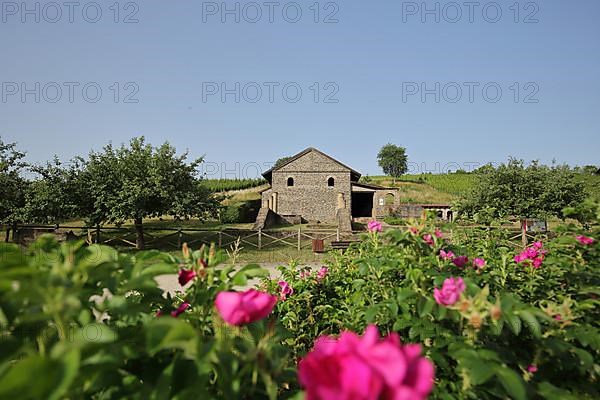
[155,262,324,295]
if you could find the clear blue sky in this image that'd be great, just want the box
[1,0,599,178]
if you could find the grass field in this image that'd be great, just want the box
[367,172,600,203]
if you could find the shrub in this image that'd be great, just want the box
[220,204,241,223]
[1,213,599,399]
[383,216,406,225]
[268,217,600,399]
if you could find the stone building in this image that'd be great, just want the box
[253,147,401,231]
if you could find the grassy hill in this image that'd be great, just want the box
[366,172,600,204]
[216,172,600,206]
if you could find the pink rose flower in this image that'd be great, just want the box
[514,253,526,263]
[525,247,539,259]
[368,220,383,233]
[452,256,469,268]
[278,280,294,300]
[434,228,443,238]
[515,242,548,268]
[576,235,595,245]
[317,266,329,280]
[298,325,435,400]
[527,364,538,373]
[171,302,190,317]
[299,270,312,279]
[422,234,434,246]
[215,289,277,326]
[178,268,197,286]
[433,277,466,306]
[472,258,486,270]
[409,226,419,235]
[439,249,455,261]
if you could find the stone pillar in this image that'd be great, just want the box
[267,197,272,210]
[337,193,345,209]
[272,192,278,213]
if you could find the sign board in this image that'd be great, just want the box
[522,219,547,233]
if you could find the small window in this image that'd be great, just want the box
[287,177,294,187]
[385,193,395,205]
[327,177,335,187]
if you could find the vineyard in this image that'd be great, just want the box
[368,172,600,202]
[202,178,267,192]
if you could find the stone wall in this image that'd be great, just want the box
[373,189,401,217]
[270,150,352,223]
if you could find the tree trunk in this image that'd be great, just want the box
[134,217,145,250]
[11,222,17,242]
[5,228,10,242]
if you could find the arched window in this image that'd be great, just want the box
[287,177,294,187]
[385,193,395,205]
[327,177,335,187]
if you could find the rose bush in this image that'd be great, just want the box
[0,207,598,399]
[270,212,600,399]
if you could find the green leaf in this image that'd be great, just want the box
[365,305,380,323]
[0,349,80,400]
[418,297,435,317]
[146,318,197,358]
[462,358,496,385]
[505,313,522,335]
[495,366,526,400]
[537,382,577,400]
[517,310,541,338]
[72,323,117,346]
[139,262,178,277]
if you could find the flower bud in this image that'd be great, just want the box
[490,305,502,321]
[469,313,483,329]
[182,243,190,259]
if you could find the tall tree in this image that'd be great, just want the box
[457,159,586,221]
[21,157,86,224]
[0,139,28,241]
[82,137,218,249]
[377,144,408,182]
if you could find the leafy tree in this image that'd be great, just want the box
[377,144,408,182]
[578,165,599,175]
[458,159,586,221]
[21,157,86,224]
[0,139,28,240]
[82,137,219,249]
[274,156,293,169]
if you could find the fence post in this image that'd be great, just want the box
[521,220,527,247]
[177,229,182,248]
[218,231,222,248]
[297,228,301,251]
[336,227,340,241]
[95,225,101,244]
[258,229,262,249]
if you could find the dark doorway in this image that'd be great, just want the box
[351,192,374,217]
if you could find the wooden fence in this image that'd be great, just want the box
[4,224,347,252]
[3,223,549,253]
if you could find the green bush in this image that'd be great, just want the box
[383,216,406,225]
[220,200,261,223]
[220,204,241,223]
[268,217,600,399]
[0,239,294,399]
[1,212,599,399]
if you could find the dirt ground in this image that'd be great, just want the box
[155,262,324,295]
